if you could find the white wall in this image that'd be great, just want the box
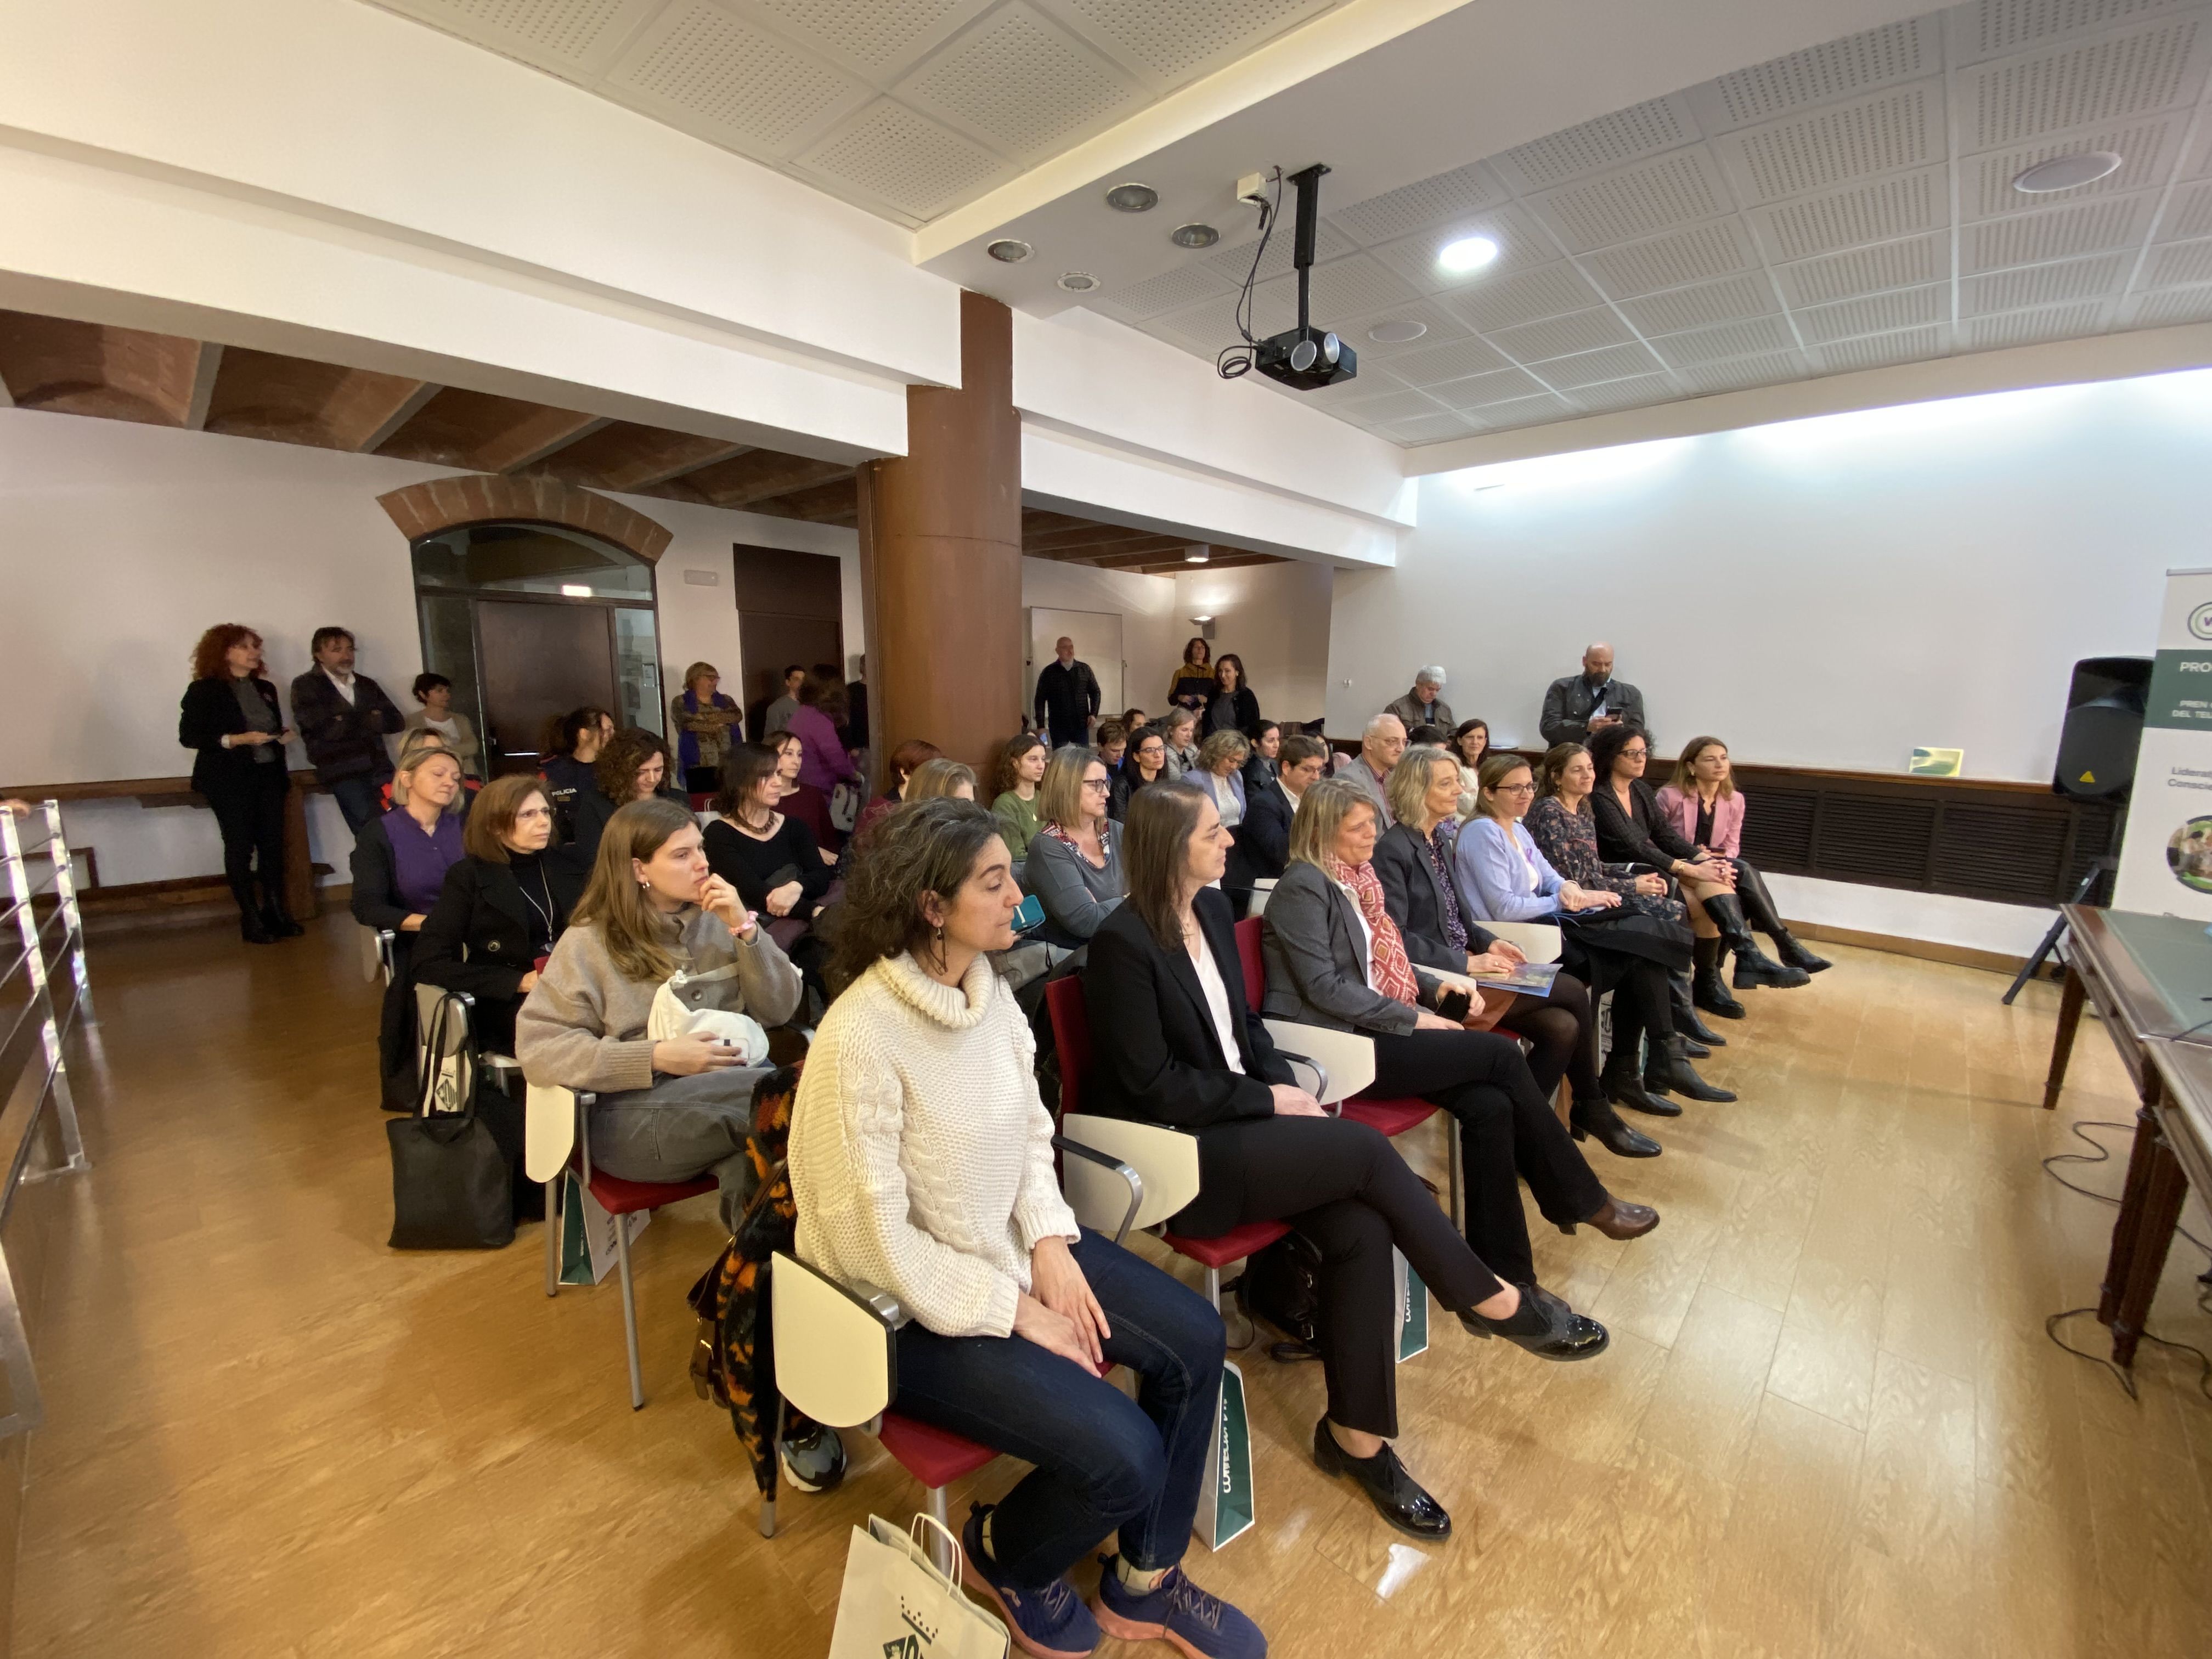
[1019,560,1184,718]
[0,409,862,886]
[1175,562,1335,729]
[1330,369,2212,777]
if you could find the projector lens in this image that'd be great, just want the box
[1438,235,1500,274]
[1290,339,1318,371]
[1321,332,1341,365]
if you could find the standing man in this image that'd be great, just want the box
[1341,713,1407,827]
[1385,667,1455,735]
[1033,636,1101,749]
[290,626,405,835]
[1540,641,1647,747]
[761,664,805,738]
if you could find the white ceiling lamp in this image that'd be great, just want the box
[1057,272,1098,291]
[1105,182,1159,212]
[986,238,1033,263]
[1170,223,1220,249]
[1437,235,1500,274]
[2012,151,2124,193]
[1368,319,1427,343]
[1184,546,1211,564]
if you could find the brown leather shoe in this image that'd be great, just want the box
[1581,1197,1659,1240]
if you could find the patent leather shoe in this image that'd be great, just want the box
[1312,1418,1451,1541]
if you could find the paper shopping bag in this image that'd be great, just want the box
[558,1169,650,1286]
[1193,1360,1255,1550]
[1394,1248,1430,1362]
[826,1513,1008,1659]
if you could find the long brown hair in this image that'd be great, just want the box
[992,733,1046,798]
[1475,752,1533,822]
[714,742,782,823]
[828,798,1007,990]
[1537,742,1589,800]
[190,624,261,681]
[1677,735,1734,799]
[594,727,673,804]
[569,798,697,983]
[1122,782,1207,950]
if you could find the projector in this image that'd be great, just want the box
[1255,324,1356,391]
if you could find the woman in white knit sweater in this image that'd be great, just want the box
[791,799,1264,1659]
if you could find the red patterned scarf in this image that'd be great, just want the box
[1322,855,1420,1007]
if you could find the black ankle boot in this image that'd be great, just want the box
[239,906,275,945]
[1570,1094,1662,1157]
[1734,862,1831,973]
[1709,894,1809,989]
[1669,972,1726,1046]
[1692,936,1746,1018]
[1680,1035,1711,1059]
[1643,1034,1736,1103]
[262,902,304,940]
[1601,1039,1680,1117]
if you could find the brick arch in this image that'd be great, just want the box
[375,473,673,563]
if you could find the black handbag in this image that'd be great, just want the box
[386,991,516,1250]
[1235,1232,1325,1364]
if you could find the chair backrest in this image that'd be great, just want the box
[1043,977,1092,1116]
[771,1252,897,1429]
[1233,916,1265,1013]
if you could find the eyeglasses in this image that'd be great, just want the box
[1619,748,1647,759]
[1081,777,1111,792]
[1496,781,1537,794]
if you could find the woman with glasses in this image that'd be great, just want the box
[1024,746,1125,946]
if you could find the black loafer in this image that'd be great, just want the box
[1312,1418,1451,1541]
[1460,1291,1610,1362]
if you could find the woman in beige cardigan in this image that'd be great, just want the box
[402,673,483,780]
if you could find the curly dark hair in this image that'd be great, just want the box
[1587,720,1651,782]
[189,624,261,681]
[593,727,674,804]
[828,798,1008,990]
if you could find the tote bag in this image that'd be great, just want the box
[386,992,515,1250]
[647,964,770,1063]
[827,1513,1008,1659]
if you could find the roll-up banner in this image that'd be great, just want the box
[2114,567,2212,920]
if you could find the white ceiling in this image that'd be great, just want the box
[1101,0,2212,445]
[362,0,1362,224]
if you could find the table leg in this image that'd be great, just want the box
[2100,1096,2190,1370]
[2097,1096,2164,1328]
[2041,963,2085,1111]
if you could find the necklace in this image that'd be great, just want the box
[516,861,556,939]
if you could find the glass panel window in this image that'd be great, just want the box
[613,607,663,736]
[411,523,654,600]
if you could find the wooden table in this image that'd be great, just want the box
[2041,904,2212,1366]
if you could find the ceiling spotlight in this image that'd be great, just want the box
[1368,319,1427,344]
[986,238,1033,263]
[1105,182,1159,212]
[1171,222,1220,249]
[1056,272,1098,292]
[1184,548,1211,565]
[2013,151,2124,193]
[1437,235,1501,274]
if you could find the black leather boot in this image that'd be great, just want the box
[1570,1093,1662,1157]
[1669,970,1726,1046]
[1692,936,1746,1018]
[1710,893,1810,989]
[1736,861,1830,973]
[1601,1028,1679,1117]
[1643,1032,1736,1103]
[262,899,304,939]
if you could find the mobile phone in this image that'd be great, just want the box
[1013,894,1046,934]
[1435,986,1472,1023]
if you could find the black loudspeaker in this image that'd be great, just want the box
[2053,655,2151,800]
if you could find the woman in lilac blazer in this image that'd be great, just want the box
[785,674,860,799]
[1656,736,1828,975]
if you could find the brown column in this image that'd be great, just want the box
[859,291,1024,786]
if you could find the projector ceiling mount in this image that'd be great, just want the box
[1216,163,1357,393]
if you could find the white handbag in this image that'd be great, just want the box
[827,1513,1009,1659]
[646,964,769,1064]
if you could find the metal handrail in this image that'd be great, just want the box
[0,800,96,1436]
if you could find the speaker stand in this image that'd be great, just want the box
[2003,853,2118,1006]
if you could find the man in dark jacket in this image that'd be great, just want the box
[1032,636,1101,748]
[1539,641,1647,748]
[290,626,405,834]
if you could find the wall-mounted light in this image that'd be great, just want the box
[1184,545,1211,563]
[559,584,592,597]
[1189,614,1215,624]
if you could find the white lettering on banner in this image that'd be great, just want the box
[2183,662,2212,673]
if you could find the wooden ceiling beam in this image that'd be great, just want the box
[0,312,206,426]
[348,380,441,452]
[745,476,859,523]
[1023,523,1173,554]
[200,348,442,452]
[524,424,753,493]
[1031,535,1199,562]
[674,449,850,509]
[483,410,611,473]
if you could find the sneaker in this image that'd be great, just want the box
[959,1504,1101,1659]
[1094,1561,1267,1658]
[776,1423,846,1493]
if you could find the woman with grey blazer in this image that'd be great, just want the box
[1260,779,1656,1307]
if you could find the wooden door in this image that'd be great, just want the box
[476,600,619,774]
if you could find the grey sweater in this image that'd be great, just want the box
[1025,828,1125,941]
[515,905,802,1095]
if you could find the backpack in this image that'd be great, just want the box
[1235,1231,1325,1364]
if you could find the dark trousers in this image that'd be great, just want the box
[205,767,289,922]
[1371,1028,1608,1286]
[1178,1116,1503,1437]
[891,1229,1223,1586]
[1500,971,1597,1101]
[328,775,386,836]
[1609,957,1675,1057]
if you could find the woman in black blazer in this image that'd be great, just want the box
[415,775,584,1056]
[178,624,297,945]
[1083,784,1562,1542]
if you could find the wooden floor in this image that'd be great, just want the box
[12,916,2212,1657]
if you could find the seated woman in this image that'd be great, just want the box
[1205,653,1259,737]
[1192,729,1255,896]
[352,736,469,1110]
[769,727,836,847]
[1120,707,1148,736]
[517,797,802,1232]
[540,706,615,844]
[1373,746,1659,1158]
[570,727,685,866]
[415,773,584,1057]
[906,758,977,803]
[789,799,1262,1659]
[852,738,939,845]
[1585,724,1804,1018]
[1449,719,1489,820]
[1026,746,1124,947]
[1263,779,1655,1306]
[403,673,483,781]
[991,733,1049,864]
[1242,719,1282,791]
[670,661,742,794]
[1108,726,1168,822]
[1086,785,1593,1540]
[1508,747,1729,1119]
[704,743,838,939]
[1243,732,1326,883]
[1657,735,1829,977]
[1158,707,1201,780]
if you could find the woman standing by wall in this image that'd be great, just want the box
[178,624,297,945]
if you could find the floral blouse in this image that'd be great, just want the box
[1526,796,1688,925]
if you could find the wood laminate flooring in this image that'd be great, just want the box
[11,917,2212,1656]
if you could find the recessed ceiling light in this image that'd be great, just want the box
[1438,235,1500,274]
[1185,549,1211,565]
[1057,272,1098,292]
[2013,151,2124,193]
[1368,319,1427,344]
[986,238,1033,263]
[1170,223,1220,249]
[1105,182,1159,212]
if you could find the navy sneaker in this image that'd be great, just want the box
[959,1504,1101,1659]
[1094,1561,1267,1658]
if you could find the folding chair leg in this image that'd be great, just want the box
[544,1178,561,1298]
[1205,1266,1221,1313]
[615,1216,645,1409]
[928,1486,952,1575]
[760,1400,782,1538]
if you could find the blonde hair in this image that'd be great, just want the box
[1386,744,1453,829]
[681,661,719,692]
[568,798,696,984]
[1039,744,1103,831]
[1197,729,1250,772]
[906,758,977,802]
[391,733,464,812]
[1288,777,1378,870]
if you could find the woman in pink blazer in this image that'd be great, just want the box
[1657,737,1829,976]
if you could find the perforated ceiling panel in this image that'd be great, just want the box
[1968,0,2191,57]
[379,0,655,69]
[796,98,1008,216]
[1616,274,1779,334]
[1533,149,1732,252]
[748,0,985,76]
[900,4,1139,157]
[1487,307,1637,362]
[1325,162,1510,246]
[1751,168,1947,261]
[1054,0,1333,83]
[1702,17,1939,125]
[1490,97,1698,191]
[611,4,867,148]
[1961,15,2205,145]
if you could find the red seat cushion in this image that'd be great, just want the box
[1341,1096,1437,1138]
[1160,1217,1291,1268]
[1233,918,1265,1013]
[585,1169,717,1215]
[880,1412,999,1489]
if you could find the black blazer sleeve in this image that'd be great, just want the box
[413,861,528,1001]
[1632,779,1696,862]
[1590,785,1667,870]
[348,819,410,932]
[1242,783,1289,877]
[1082,908,1278,1128]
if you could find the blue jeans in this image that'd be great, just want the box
[328,774,387,835]
[891,1229,1224,1586]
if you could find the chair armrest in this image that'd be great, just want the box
[1060,1116,1203,1232]
[1270,1048,1331,1102]
[1053,1135,1143,1246]
[771,1252,899,1429]
[1260,1020,1375,1104]
[524,1082,589,1183]
[1482,921,1562,964]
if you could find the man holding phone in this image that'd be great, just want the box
[1540,642,1648,747]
